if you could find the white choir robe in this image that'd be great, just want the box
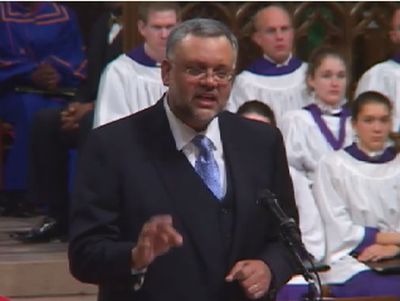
[93,53,167,128]
[280,109,354,181]
[313,149,400,283]
[227,63,310,127]
[285,167,326,285]
[355,59,400,130]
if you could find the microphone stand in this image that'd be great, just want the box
[278,218,323,301]
[257,189,323,301]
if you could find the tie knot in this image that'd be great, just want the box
[192,135,214,159]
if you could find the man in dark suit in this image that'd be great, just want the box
[69,18,299,301]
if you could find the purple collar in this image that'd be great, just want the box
[391,53,400,64]
[345,143,396,163]
[304,103,350,150]
[245,56,303,76]
[127,44,158,67]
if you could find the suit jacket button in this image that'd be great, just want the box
[221,208,230,214]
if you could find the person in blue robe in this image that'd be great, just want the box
[0,2,86,207]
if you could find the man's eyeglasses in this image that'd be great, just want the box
[183,66,234,84]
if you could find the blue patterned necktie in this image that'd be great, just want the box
[192,135,223,200]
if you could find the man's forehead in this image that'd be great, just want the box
[181,34,229,42]
[176,35,234,52]
[146,9,177,23]
[255,7,291,27]
[173,35,236,65]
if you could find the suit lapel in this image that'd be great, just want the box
[144,100,225,280]
[219,113,255,267]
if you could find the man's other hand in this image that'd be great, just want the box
[131,215,183,270]
[226,259,272,300]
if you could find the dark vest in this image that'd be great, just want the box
[217,168,235,258]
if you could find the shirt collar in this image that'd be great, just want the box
[163,95,222,151]
[313,94,346,115]
[263,53,292,67]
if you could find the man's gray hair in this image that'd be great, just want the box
[166,18,238,61]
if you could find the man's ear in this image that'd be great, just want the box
[389,30,398,44]
[351,118,357,133]
[138,20,145,37]
[161,59,171,86]
[306,74,314,91]
[251,32,262,48]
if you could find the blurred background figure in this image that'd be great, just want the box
[16,3,124,243]
[0,2,86,215]
[237,100,277,124]
[93,2,180,127]
[280,46,353,183]
[279,48,354,296]
[229,4,309,126]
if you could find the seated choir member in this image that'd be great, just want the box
[92,2,179,127]
[313,91,400,297]
[228,4,309,126]
[280,46,354,183]
[237,101,326,301]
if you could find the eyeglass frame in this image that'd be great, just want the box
[168,61,236,84]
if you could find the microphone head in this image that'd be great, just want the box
[259,188,275,199]
[257,188,277,205]
[257,188,288,222]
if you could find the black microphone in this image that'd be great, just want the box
[257,188,324,301]
[257,189,330,272]
[257,188,322,264]
[257,188,306,254]
[257,188,294,224]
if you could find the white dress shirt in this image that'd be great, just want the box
[164,96,227,197]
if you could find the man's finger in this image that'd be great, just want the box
[139,216,182,248]
[150,214,173,225]
[241,269,261,288]
[225,261,249,282]
[156,222,183,246]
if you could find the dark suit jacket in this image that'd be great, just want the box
[69,99,299,301]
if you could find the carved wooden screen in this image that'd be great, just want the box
[122,2,398,93]
[349,2,396,83]
[293,3,348,62]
